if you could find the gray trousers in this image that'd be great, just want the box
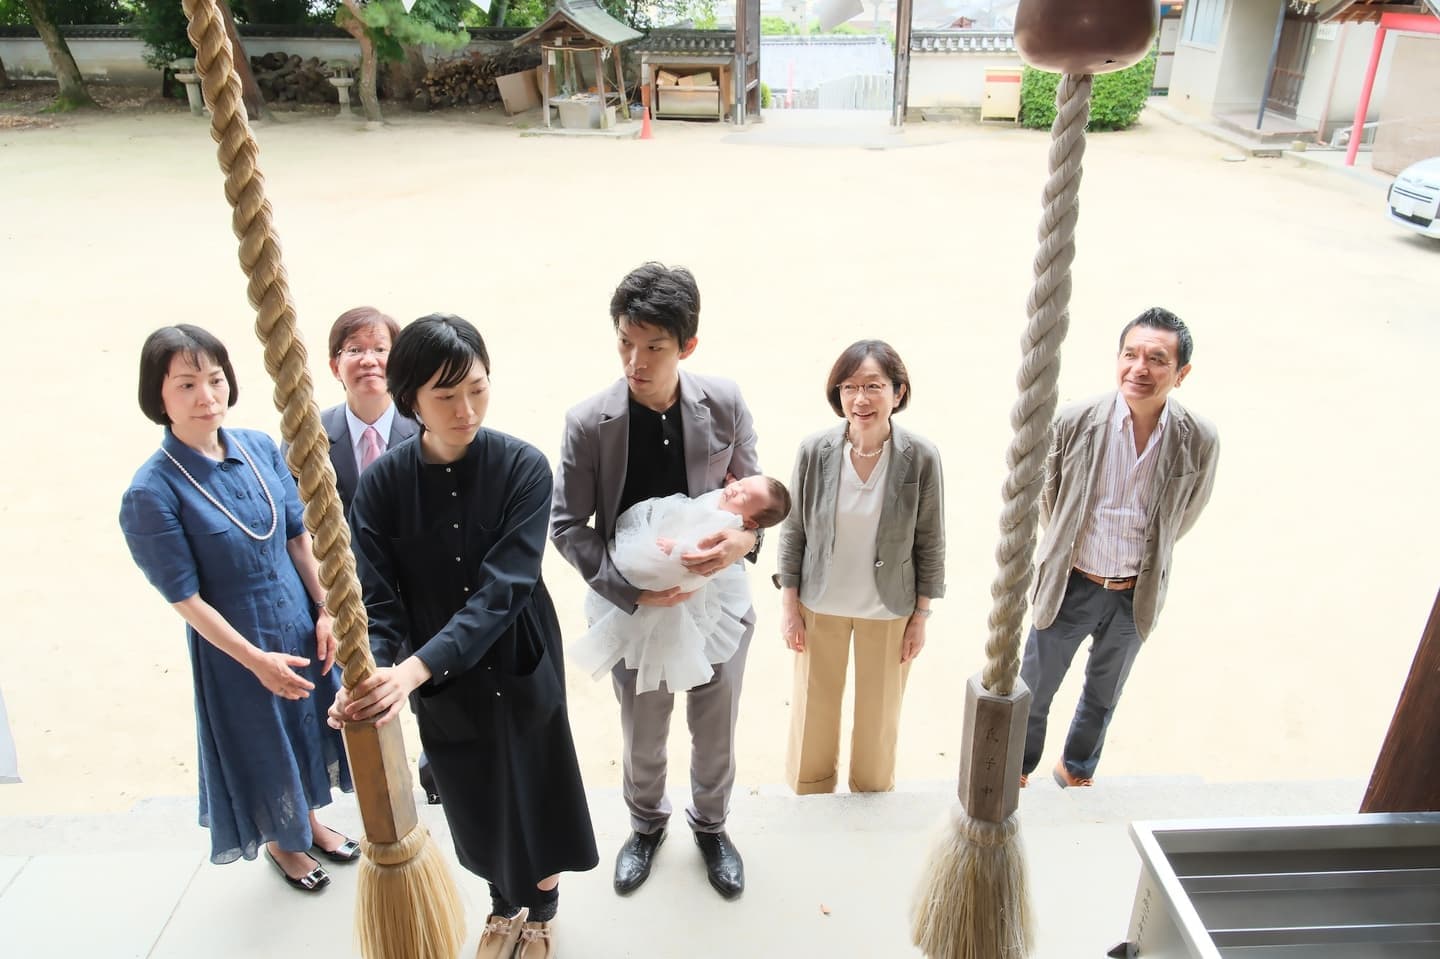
[611,615,754,836]
[1020,572,1144,780]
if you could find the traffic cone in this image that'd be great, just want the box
[640,85,654,140]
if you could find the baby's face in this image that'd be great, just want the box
[719,475,772,528]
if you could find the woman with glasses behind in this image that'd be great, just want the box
[774,340,946,795]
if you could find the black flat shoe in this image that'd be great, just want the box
[613,828,666,895]
[694,830,744,900]
[310,837,361,863]
[265,848,330,893]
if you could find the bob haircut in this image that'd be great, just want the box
[824,339,911,418]
[609,262,701,345]
[328,306,402,358]
[138,325,239,426]
[387,313,491,424]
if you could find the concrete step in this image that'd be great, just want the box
[0,778,1367,958]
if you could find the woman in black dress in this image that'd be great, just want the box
[330,313,596,959]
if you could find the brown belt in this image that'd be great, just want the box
[1073,568,1136,591]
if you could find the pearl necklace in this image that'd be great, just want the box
[846,429,890,459]
[163,436,279,542]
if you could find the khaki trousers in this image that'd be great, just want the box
[786,605,911,794]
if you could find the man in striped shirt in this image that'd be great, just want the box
[1020,307,1220,788]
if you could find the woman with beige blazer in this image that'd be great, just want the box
[775,340,945,794]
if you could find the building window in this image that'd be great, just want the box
[1182,0,1226,46]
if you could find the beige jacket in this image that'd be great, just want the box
[774,421,945,617]
[1032,392,1219,641]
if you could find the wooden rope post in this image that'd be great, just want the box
[178,0,464,954]
[912,3,1157,956]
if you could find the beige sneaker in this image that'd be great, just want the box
[512,919,556,959]
[474,907,528,959]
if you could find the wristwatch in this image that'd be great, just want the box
[912,607,933,619]
[745,526,764,563]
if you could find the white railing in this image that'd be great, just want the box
[816,73,893,110]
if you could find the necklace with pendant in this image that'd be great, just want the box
[163,436,279,542]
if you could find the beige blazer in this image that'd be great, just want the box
[774,421,945,617]
[1031,392,1219,641]
[550,371,761,613]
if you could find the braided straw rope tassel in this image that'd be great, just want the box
[177,1,464,954]
[912,73,1092,959]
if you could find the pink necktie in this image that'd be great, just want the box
[360,425,384,471]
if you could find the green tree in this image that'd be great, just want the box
[0,0,123,23]
[19,0,95,108]
[336,0,469,124]
[131,0,266,119]
[760,14,797,34]
[601,0,714,30]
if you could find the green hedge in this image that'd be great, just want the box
[1019,54,1156,132]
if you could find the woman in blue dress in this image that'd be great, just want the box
[119,325,355,893]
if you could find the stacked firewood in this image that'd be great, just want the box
[414,49,542,110]
[251,52,336,104]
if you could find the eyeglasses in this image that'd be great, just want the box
[838,383,891,398]
[340,346,390,359]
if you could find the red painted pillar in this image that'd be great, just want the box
[1346,24,1386,166]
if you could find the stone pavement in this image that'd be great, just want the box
[0,778,1364,958]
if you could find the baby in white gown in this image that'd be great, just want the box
[574,475,791,694]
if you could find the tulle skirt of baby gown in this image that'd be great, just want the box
[575,562,750,694]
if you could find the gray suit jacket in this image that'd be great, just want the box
[318,403,419,513]
[1031,392,1219,641]
[550,371,761,613]
[774,421,946,617]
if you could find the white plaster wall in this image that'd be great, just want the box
[906,52,1022,108]
[0,34,516,84]
[1164,0,1233,118]
[1166,42,1221,116]
[1292,22,1393,140]
[1211,0,1280,114]
[0,37,157,83]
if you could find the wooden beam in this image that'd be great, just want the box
[1361,588,1440,813]
[892,0,914,126]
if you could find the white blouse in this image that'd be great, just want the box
[808,442,895,620]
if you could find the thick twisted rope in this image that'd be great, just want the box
[982,74,1092,695]
[181,0,375,692]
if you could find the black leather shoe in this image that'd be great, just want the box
[613,829,666,895]
[694,830,744,900]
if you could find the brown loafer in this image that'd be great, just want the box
[1052,761,1094,788]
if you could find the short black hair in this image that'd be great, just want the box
[387,313,490,423]
[609,263,701,345]
[1120,307,1193,368]
[825,340,912,418]
[137,325,239,426]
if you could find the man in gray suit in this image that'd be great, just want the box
[1021,307,1219,789]
[316,307,419,513]
[551,263,762,900]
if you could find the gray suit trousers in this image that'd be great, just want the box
[1019,572,1144,780]
[612,616,754,835]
